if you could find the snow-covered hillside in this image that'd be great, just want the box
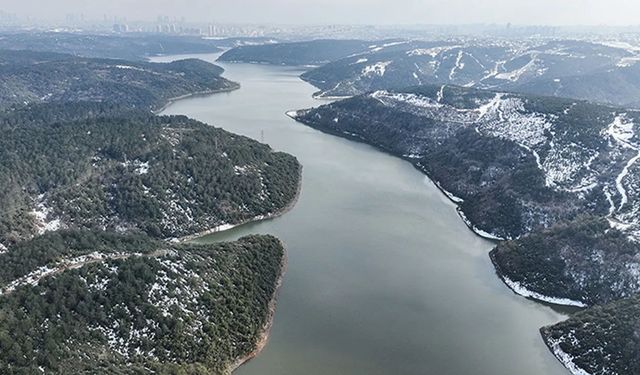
[301,39,640,107]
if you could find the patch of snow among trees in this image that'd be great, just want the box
[406,45,461,57]
[494,53,543,82]
[362,61,392,77]
[135,161,150,175]
[0,252,136,296]
[30,194,63,235]
[371,91,443,109]
[546,335,594,375]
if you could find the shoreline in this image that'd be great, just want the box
[174,164,303,243]
[226,239,288,374]
[153,63,303,374]
[153,83,241,115]
[489,251,587,308]
[288,111,507,243]
[540,328,592,375]
[455,207,506,241]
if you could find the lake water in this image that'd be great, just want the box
[153,53,570,375]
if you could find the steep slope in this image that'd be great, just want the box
[0,230,285,374]
[0,50,239,111]
[301,40,513,96]
[491,216,640,307]
[292,84,640,239]
[300,39,640,107]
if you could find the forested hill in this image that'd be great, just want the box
[291,84,640,375]
[293,85,636,239]
[0,230,285,374]
[0,33,302,373]
[0,32,227,61]
[217,39,380,66]
[0,105,301,248]
[540,293,640,375]
[299,39,640,108]
[0,50,239,111]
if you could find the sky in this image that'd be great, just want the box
[2,0,640,26]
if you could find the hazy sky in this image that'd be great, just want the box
[3,0,640,26]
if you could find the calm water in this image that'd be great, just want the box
[153,53,569,375]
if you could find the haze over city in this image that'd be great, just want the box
[3,0,640,26]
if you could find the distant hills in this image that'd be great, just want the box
[222,38,640,108]
[0,50,239,111]
[0,32,229,61]
[217,39,385,66]
[301,39,640,108]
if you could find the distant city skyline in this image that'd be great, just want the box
[2,0,640,26]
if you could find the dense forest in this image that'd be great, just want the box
[0,33,303,373]
[0,50,239,111]
[0,104,301,247]
[0,230,285,374]
[491,216,640,306]
[541,294,640,375]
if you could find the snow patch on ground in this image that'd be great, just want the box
[494,53,544,82]
[371,91,443,109]
[135,161,150,175]
[603,115,640,213]
[475,95,551,150]
[501,275,587,307]
[0,252,136,296]
[449,50,465,80]
[615,151,640,211]
[362,61,392,77]
[368,41,408,53]
[436,85,445,103]
[406,45,461,57]
[617,56,640,67]
[457,208,506,240]
[285,110,299,118]
[30,194,63,235]
[604,114,636,147]
[546,335,593,375]
[432,179,464,203]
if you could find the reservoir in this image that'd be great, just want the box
[153,53,570,375]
